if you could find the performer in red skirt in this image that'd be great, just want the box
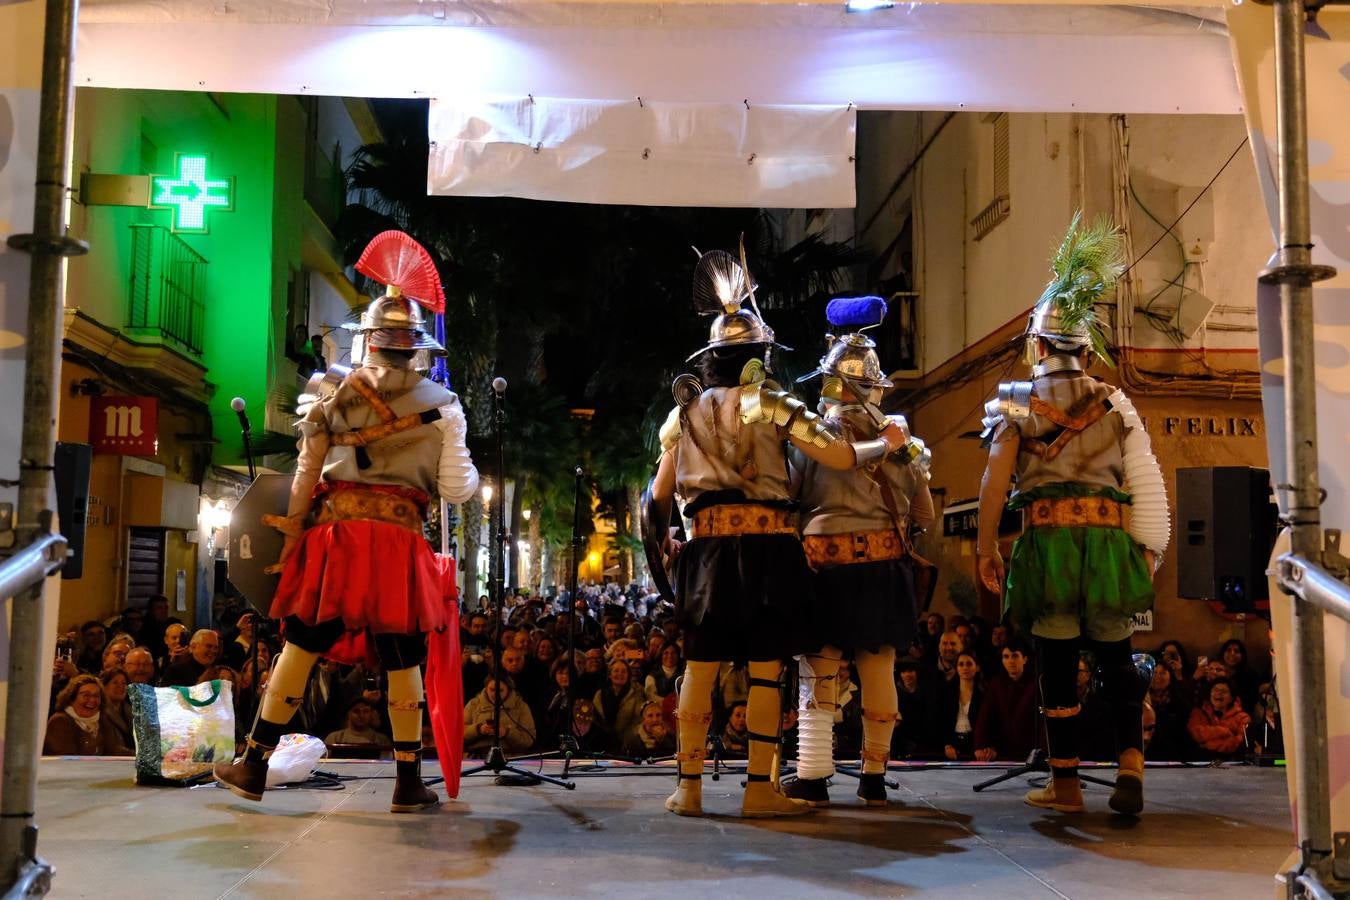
[215,231,478,812]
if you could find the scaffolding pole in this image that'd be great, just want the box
[0,0,86,895]
[1259,0,1341,893]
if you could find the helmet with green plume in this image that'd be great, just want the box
[1025,212,1125,376]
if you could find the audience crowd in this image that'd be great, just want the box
[43,584,1283,767]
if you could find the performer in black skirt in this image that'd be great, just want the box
[784,296,934,808]
[647,252,910,818]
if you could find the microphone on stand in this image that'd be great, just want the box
[492,376,508,396]
[231,396,257,481]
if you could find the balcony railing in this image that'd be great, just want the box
[127,224,207,356]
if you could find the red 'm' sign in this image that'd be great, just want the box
[90,396,159,456]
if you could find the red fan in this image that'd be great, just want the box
[355,230,446,314]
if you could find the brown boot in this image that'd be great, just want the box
[1025,759,1085,813]
[214,748,270,802]
[390,745,440,813]
[1109,748,1144,815]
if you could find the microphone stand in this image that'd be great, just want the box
[460,383,573,789]
[237,416,257,482]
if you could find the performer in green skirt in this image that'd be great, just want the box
[976,214,1169,816]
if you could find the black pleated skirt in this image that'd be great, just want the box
[809,556,918,655]
[673,533,816,663]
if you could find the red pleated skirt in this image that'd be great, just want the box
[269,519,447,636]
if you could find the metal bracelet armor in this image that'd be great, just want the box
[740,383,837,449]
[851,438,890,466]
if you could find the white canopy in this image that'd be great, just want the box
[76,2,1241,205]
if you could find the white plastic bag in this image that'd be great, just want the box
[265,733,326,787]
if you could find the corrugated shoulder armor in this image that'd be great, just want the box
[739,379,838,448]
[296,364,355,418]
[658,373,705,453]
[979,380,1034,445]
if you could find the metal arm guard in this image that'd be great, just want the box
[1109,388,1170,559]
[740,382,837,449]
[979,380,1033,445]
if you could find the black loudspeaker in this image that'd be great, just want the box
[54,442,92,580]
[1176,466,1278,613]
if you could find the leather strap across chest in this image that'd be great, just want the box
[1020,394,1112,461]
[329,371,443,448]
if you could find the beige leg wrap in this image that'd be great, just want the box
[386,665,424,745]
[259,644,320,724]
[855,648,897,774]
[675,661,718,777]
[745,660,784,780]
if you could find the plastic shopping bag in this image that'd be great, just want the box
[265,733,327,787]
[128,680,236,786]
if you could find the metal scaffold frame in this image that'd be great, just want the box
[1,0,85,895]
[1259,0,1349,898]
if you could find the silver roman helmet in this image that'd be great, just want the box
[686,244,789,364]
[798,295,893,405]
[1024,212,1125,375]
[343,292,447,361]
[343,230,449,365]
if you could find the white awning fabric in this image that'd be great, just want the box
[75,2,1243,206]
[427,97,856,207]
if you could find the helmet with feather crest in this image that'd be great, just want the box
[685,240,790,365]
[1025,212,1125,375]
[342,230,447,362]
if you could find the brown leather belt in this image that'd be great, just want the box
[1026,496,1123,529]
[690,504,796,538]
[315,486,425,533]
[802,529,907,569]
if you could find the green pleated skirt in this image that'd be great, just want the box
[1003,485,1155,636]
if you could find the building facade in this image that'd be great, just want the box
[855,110,1271,656]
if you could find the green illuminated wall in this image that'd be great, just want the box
[69,89,281,464]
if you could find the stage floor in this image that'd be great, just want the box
[32,758,1290,898]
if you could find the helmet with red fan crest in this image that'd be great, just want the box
[343,231,447,360]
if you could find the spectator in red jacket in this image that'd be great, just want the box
[974,638,1040,762]
[1187,678,1251,760]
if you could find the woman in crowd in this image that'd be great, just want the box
[1187,677,1252,760]
[43,674,130,755]
[534,635,559,672]
[99,666,134,753]
[721,701,749,759]
[463,677,537,756]
[645,643,683,702]
[1157,640,1192,700]
[622,700,677,758]
[566,698,611,756]
[593,659,644,751]
[893,657,931,759]
[1219,638,1263,714]
[1145,661,1194,761]
[538,659,576,751]
[937,651,984,760]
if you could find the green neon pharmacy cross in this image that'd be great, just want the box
[149,154,235,234]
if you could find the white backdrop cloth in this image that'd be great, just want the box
[427,97,856,207]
